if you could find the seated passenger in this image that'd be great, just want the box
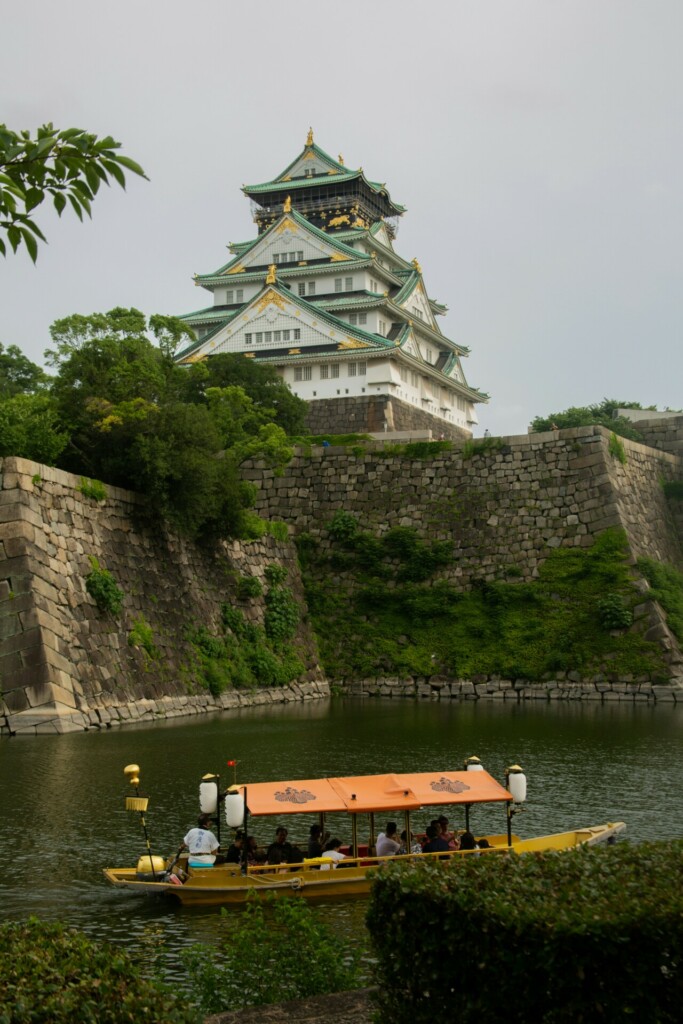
[437,815,458,848]
[225,831,244,864]
[422,824,450,857]
[266,826,289,863]
[183,813,220,867]
[319,838,346,870]
[376,822,401,857]
[307,824,329,858]
[458,831,478,852]
[399,829,423,855]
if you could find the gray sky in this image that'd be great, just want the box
[2,0,681,436]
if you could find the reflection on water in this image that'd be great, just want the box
[1,698,682,980]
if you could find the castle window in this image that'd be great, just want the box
[345,277,353,291]
[359,312,367,324]
[335,278,342,292]
[308,282,315,295]
[255,332,262,343]
[289,251,296,261]
[358,362,367,375]
[236,289,243,302]
[274,331,281,342]
[349,313,357,325]
[264,332,272,343]
[298,283,306,296]
[294,329,301,340]
[283,330,290,341]
[411,372,418,387]
[320,365,329,379]
[400,366,408,382]
[330,365,339,378]
[273,254,280,263]
[294,367,303,381]
[379,320,387,335]
[245,333,252,344]
[348,363,357,376]
[298,251,303,261]
[226,290,233,303]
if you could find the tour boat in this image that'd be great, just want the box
[103,761,626,905]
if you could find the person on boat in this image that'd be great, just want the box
[307,823,330,858]
[458,831,479,853]
[376,822,401,857]
[225,831,244,864]
[318,838,346,870]
[422,824,450,858]
[399,829,422,855]
[437,815,459,849]
[183,813,220,867]
[266,826,292,864]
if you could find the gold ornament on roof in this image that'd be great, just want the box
[338,153,344,165]
[412,257,422,273]
[283,195,292,213]
[306,127,314,146]
[266,264,277,285]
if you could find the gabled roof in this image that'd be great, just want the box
[195,208,370,283]
[176,276,398,363]
[271,138,348,182]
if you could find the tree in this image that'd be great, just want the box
[0,123,146,261]
[0,342,49,397]
[44,309,295,540]
[181,352,308,436]
[530,398,655,441]
[0,392,68,464]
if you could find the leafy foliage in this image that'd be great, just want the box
[78,477,107,501]
[530,398,650,441]
[85,556,123,616]
[663,480,683,501]
[0,917,198,1023]
[264,584,300,646]
[128,614,160,660]
[183,895,365,1014]
[0,343,49,397]
[0,123,146,261]
[608,431,627,463]
[637,556,683,641]
[368,841,683,1023]
[328,509,359,543]
[0,393,68,463]
[302,527,665,681]
[235,574,263,600]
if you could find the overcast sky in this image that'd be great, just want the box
[2,0,681,436]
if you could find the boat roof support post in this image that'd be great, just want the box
[242,786,249,876]
[369,812,375,856]
[465,803,471,833]
[351,813,358,859]
[405,810,411,852]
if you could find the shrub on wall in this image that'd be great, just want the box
[84,556,123,616]
[235,574,263,600]
[0,917,199,1024]
[367,841,683,1024]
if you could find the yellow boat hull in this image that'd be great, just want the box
[103,822,626,906]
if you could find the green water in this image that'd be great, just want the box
[1,698,681,980]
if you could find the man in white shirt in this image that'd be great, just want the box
[319,837,346,870]
[183,813,220,866]
[376,821,401,857]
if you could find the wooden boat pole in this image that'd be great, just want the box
[242,786,249,876]
[405,810,411,852]
[351,813,358,858]
[369,813,375,855]
[465,803,470,833]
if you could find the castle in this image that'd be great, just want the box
[176,131,487,439]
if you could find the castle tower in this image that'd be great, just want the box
[177,131,488,438]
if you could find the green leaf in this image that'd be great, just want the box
[67,194,83,221]
[24,187,44,212]
[0,237,6,256]
[102,160,126,188]
[113,154,147,178]
[7,224,21,252]
[53,192,67,216]
[20,226,38,263]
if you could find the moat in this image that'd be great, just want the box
[1,698,682,983]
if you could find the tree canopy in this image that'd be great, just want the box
[0,308,308,541]
[530,398,658,441]
[0,123,146,261]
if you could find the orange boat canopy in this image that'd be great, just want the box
[238,770,511,817]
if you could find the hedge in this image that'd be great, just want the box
[0,918,199,1023]
[366,841,683,1023]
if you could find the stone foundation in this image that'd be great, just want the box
[304,394,470,441]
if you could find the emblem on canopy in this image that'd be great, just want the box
[430,777,471,795]
[274,786,316,805]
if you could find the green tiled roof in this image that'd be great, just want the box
[244,167,406,214]
[196,208,370,281]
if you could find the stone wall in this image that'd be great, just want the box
[0,457,327,737]
[304,394,470,441]
[3,422,683,736]
[250,426,683,584]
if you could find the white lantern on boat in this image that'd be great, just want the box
[506,765,527,804]
[225,787,245,828]
[199,774,218,814]
[464,756,484,771]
